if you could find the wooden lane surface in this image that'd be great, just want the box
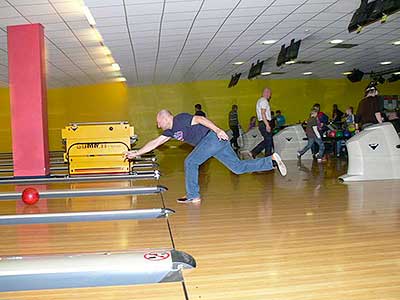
[158,150,400,300]
[0,179,186,300]
[0,283,186,300]
[1,148,400,299]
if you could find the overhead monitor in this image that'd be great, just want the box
[228,73,241,88]
[248,60,264,79]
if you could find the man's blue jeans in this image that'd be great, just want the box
[185,131,274,199]
[252,122,273,157]
[299,137,324,157]
[336,140,345,156]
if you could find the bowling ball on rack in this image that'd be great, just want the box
[328,130,336,138]
[348,124,356,133]
[336,130,344,138]
[343,130,352,138]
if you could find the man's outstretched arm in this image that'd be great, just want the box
[192,116,229,140]
[124,135,170,159]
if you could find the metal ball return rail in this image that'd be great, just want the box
[0,208,175,225]
[0,185,167,201]
[0,170,161,185]
[0,249,196,291]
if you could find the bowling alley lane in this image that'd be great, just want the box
[0,178,188,300]
[0,282,187,300]
[0,177,172,251]
[158,151,400,300]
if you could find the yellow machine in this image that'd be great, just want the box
[61,121,136,175]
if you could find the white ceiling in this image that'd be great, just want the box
[0,0,399,87]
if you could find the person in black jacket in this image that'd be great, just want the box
[194,104,206,117]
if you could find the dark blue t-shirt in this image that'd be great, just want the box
[162,113,209,146]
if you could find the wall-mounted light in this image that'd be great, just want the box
[112,63,120,71]
[93,28,103,42]
[103,47,111,56]
[83,6,96,26]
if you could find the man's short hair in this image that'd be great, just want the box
[276,110,281,114]
[157,109,172,118]
[195,104,202,110]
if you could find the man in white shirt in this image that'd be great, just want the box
[251,88,274,157]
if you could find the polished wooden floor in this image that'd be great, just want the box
[0,148,399,300]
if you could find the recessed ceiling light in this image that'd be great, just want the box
[330,39,344,44]
[342,71,352,75]
[392,40,400,45]
[380,61,392,65]
[233,61,244,65]
[285,60,296,65]
[303,72,313,75]
[115,77,126,82]
[393,72,400,75]
[103,47,111,56]
[83,6,96,26]
[112,63,120,71]
[261,40,277,45]
[334,61,345,65]
[261,72,272,75]
[93,28,103,42]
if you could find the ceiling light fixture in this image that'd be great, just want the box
[116,77,126,82]
[380,61,392,65]
[112,63,120,71]
[342,71,353,75]
[303,72,313,75]
[285,60,295,65]
[393,40,400,45]
[330,39,344,44]
[261,72,272,75]
[233,61,245,65]
[83,6,96,26]
[103,47,111,56]
[334,61,345,65]
[93,28,103,42]
[261,40,277,45]
[394,72,400,75]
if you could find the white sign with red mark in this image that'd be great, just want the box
[143,251,170,261]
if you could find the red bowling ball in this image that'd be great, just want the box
[22,187,40,205]
[328,130,337,138]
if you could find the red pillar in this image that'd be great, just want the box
[8,24,49,177]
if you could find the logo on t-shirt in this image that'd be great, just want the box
[173,131,184,141]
